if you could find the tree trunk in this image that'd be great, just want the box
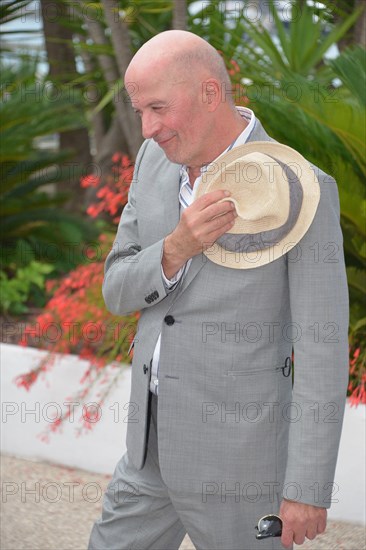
[77,37,106,153]
[75,4,141,210]
[354,0,366,47]
[40,0,92,213]
[329,0,366,50]
[173,0,187,30]
[101,0,143,159]
[79,9,141,161]
[84,116,128,208]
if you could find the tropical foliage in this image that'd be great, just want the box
[0,60,97,267]
[0,260,54,314]
[15,154,139,434]
[7,0,365,419]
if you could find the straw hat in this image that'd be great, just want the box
[195,141,320,269]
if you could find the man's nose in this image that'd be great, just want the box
[141,112,161,139]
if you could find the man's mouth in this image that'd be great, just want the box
[156,136,174,146]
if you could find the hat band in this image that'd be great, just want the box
[216,159,303,253]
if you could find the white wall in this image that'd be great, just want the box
[1,343,365,524]
[1,343,130,474]
[328,399,365,524]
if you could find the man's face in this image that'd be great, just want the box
[126,66,210,167]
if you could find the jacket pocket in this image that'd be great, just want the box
[228,357,292,378]
[227,366,281,377]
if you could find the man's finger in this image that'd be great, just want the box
[194,189,231,211]
[306,526,317,540]
[206,219,237,244]
[198,199,236,226]
[206,211,237,233]
[293,531,306,545]
[317,516,327,534]
[281,527,295,549]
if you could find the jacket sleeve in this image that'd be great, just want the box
[102,141,169,315]
[283,168,349,508]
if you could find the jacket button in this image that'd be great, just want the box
[164,315,175,326]
[143,364,148,374]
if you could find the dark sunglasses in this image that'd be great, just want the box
[255,514,283,540]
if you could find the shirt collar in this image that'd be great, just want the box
[180,107,256,188]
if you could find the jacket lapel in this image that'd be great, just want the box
[160,162,180,236]
[176,253,207,296]
[138,151,180,244]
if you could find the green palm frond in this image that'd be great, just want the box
[0,60,97,271]
[329,45,366,107]
[0,0,33,27]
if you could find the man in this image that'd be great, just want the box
[89,30,349,550]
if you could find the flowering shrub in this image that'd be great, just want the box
[18,239,138,364]
[348,340,366,406]
[81,153,133,223]
[15,153,139,437]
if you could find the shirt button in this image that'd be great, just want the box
[164,315,175,326]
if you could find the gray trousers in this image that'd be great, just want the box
[88,395,286,550]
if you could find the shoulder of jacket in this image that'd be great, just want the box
[135,139,167,170]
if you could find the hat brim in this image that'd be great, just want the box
[194,141,320,269]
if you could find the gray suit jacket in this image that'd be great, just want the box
[103,119,349,507]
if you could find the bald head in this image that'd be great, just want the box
[123,31,245,168]
[125,30,232,101]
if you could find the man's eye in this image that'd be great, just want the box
[152,106,163,111]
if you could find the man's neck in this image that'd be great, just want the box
[188,166,202,185]
[187,110,248,186]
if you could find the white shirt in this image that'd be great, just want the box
[149,107,256,394]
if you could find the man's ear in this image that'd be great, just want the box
[201,79,221,111]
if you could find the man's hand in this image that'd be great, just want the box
[162,189,237,279]
[279,499,327,548]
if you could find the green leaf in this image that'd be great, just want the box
[346,267,366,297]
[93,79,123,114]
[329,46,366,107]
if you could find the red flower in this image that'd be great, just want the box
[228,59,240,75]
[112,152,122,163]
[80,174,100,188]
[14,369,42,391]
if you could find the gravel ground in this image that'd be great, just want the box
[1,454,365,550]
